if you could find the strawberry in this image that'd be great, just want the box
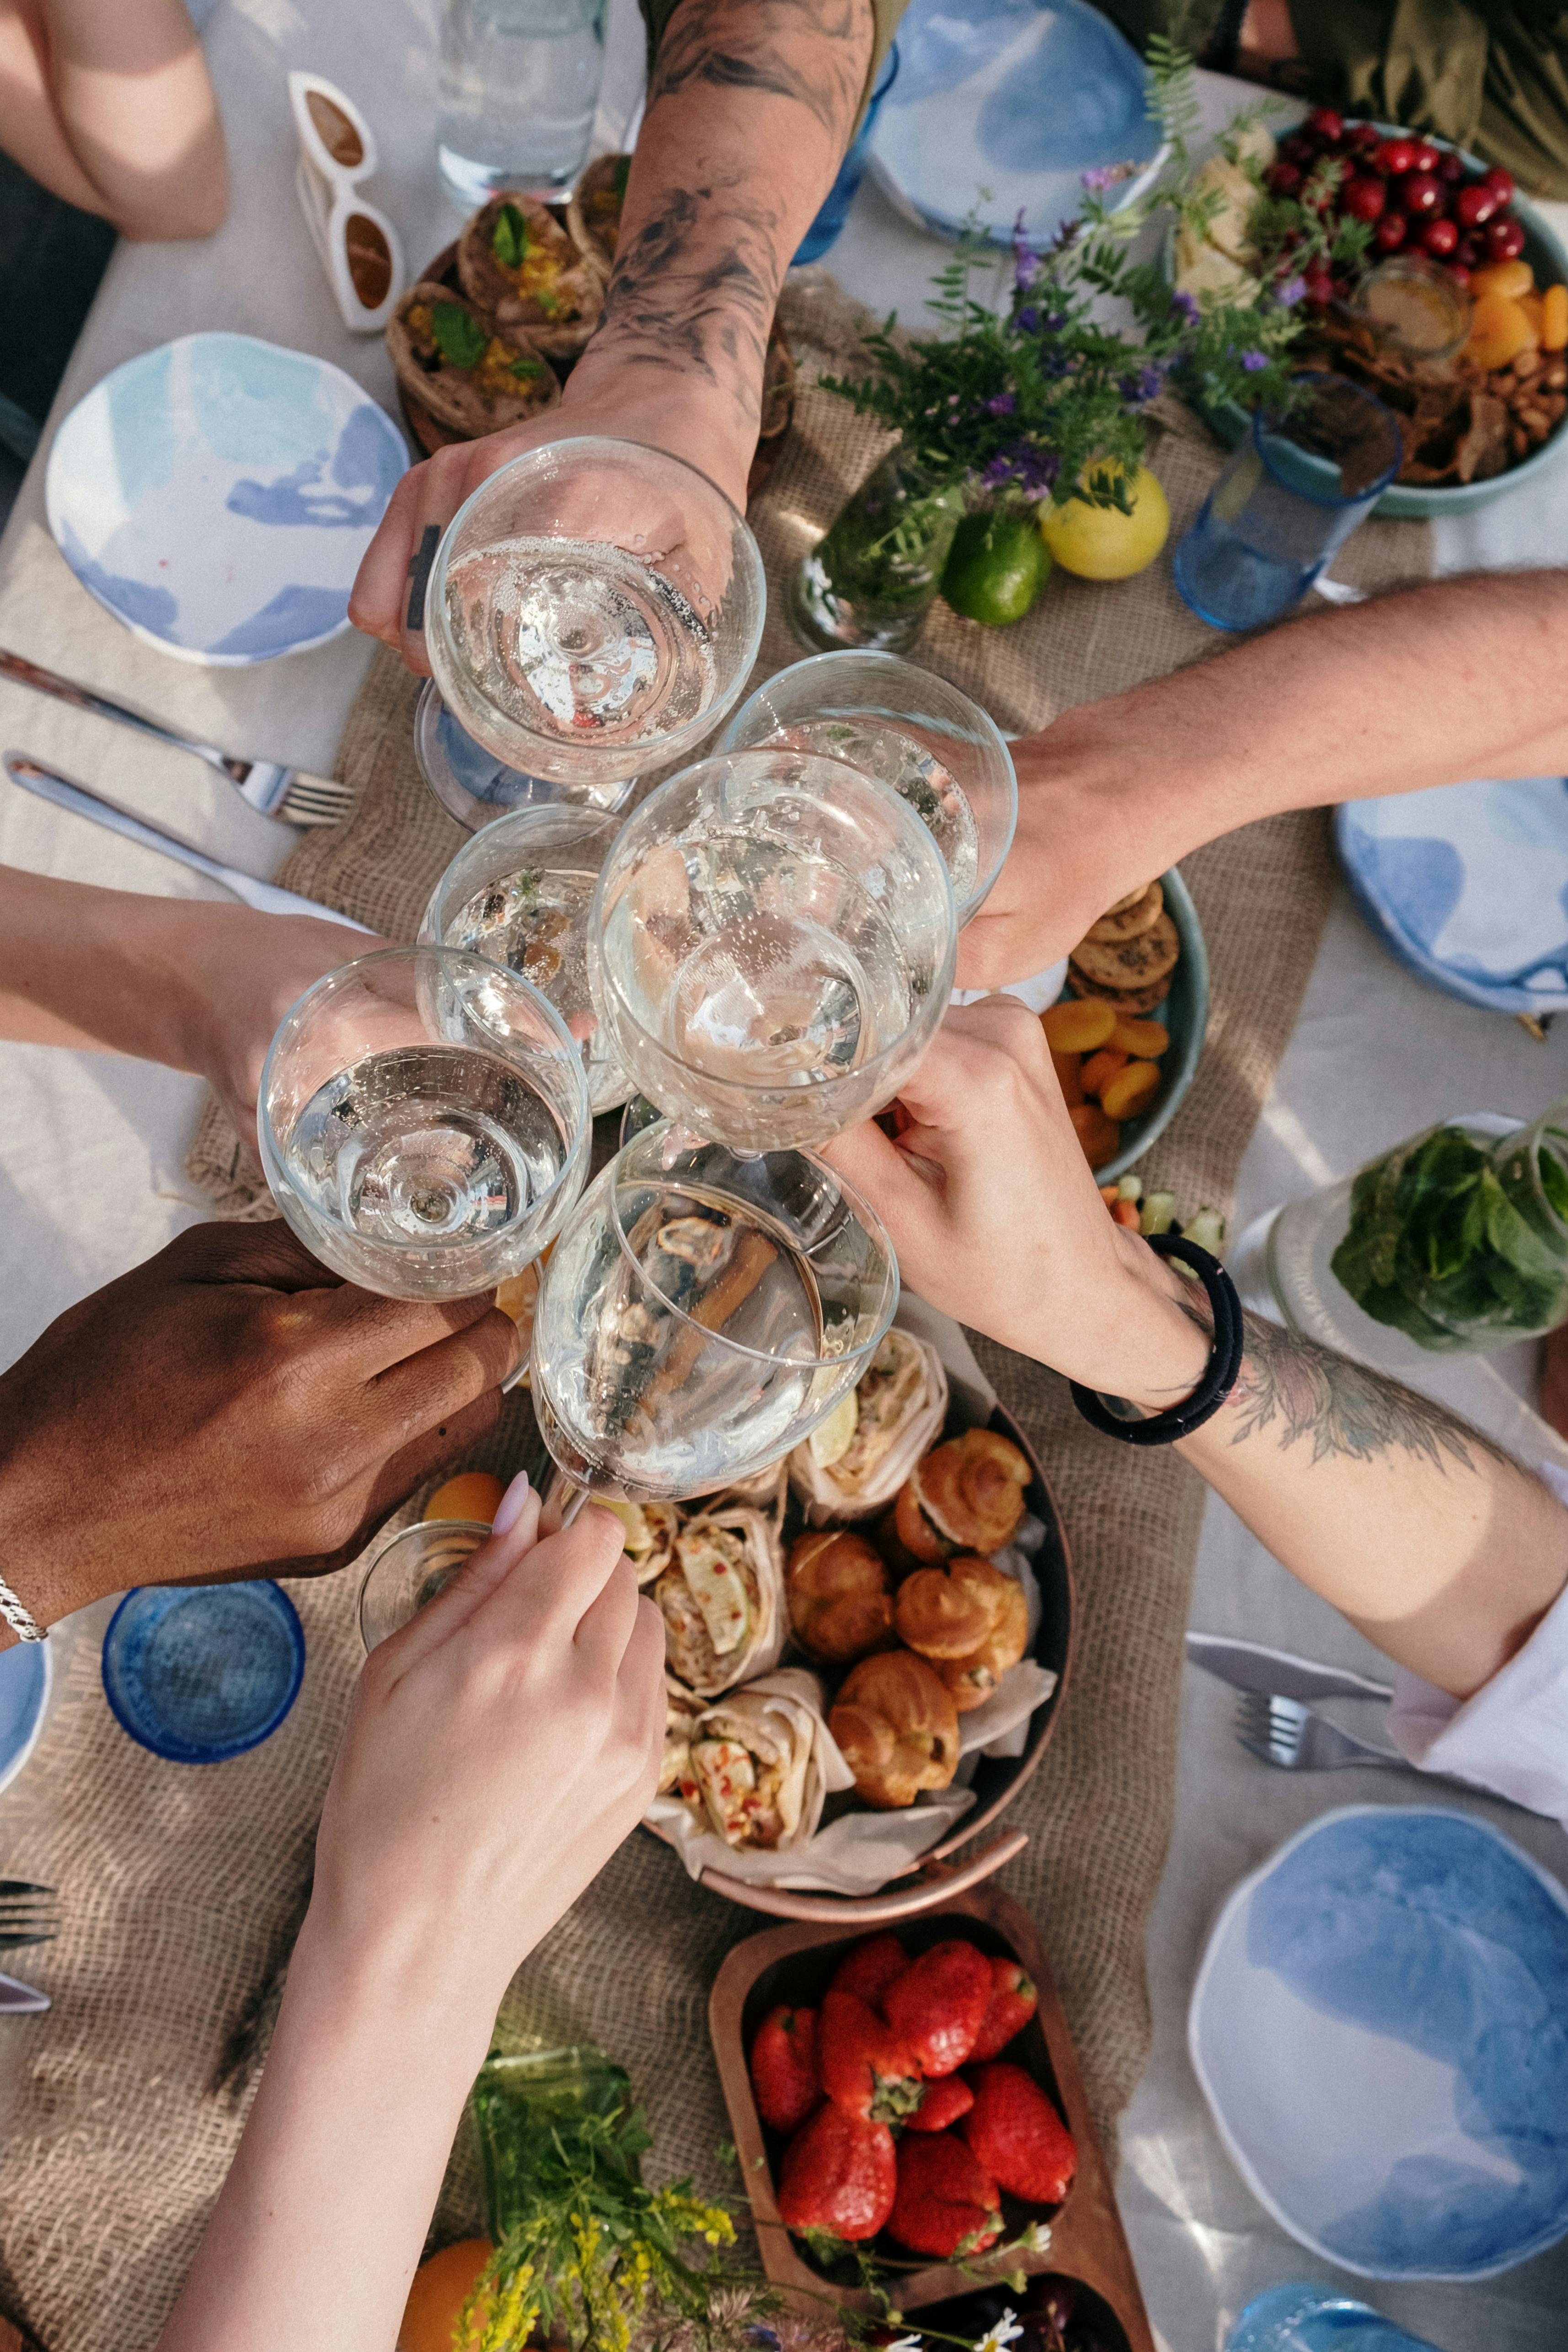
[749,2003,819,2134]
[962,2062,1076,2206]
[901,2074,974,2133]
[776,2102,896,2241]
[828,1930,910,2010]
[887,2131,1002,2258]
[968,1955,1038,2061]
[818,1989,925,2124]
[883,1938,993,2077]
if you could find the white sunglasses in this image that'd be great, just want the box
[289,71,406,334]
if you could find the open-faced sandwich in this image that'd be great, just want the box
[457,194,605,360]
[670,1669,840,1851]
[788,1328,948,1525]
[387,283,559,436]
[882,1427,1032,1571]
[653,1505,785,1697]
[566,151,629,275]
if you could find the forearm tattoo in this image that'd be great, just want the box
[649,0,869,139]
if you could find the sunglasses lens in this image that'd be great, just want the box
[307,90,364,169]
[346,214,392,310]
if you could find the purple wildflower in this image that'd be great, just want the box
[1119,364,1164,405]
[985,390,1017,418]
[984,441,1060,498]
[1081,165,1118,194]
[1172,289,1200,326]
[1011,208,1040,293]
[1016,305,1038,334]
[1277,274,1307,308]
[1240,350,1268,372]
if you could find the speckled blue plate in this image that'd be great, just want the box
[102,1582,305,1764]
[46,332,407,664]
[1336,776,1568,1015]
[1190,1807,1568,2280]
[0,1639,50,1798]
[867,0,1165,246]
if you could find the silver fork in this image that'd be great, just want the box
[1234,1692,1536,1812]
[0,1881,59,1952]
[0,647,354,825]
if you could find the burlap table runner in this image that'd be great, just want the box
[0,278,1430,2352]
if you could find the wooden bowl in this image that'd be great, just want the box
[648,1392,1073,1923]
[708,1883,1154,2347]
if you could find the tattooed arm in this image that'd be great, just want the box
[827,1001,1568,1702]
[350,0,874,668]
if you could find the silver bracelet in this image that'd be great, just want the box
[0,1572,44,1644]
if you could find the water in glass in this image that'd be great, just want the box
[765,718,979,910]
[438,0,606,205]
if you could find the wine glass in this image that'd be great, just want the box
[586,747,957,1153]
[259,945,590,1299]
[359,1519,490,1650]
[422,804,633,1114]
[530,1117,899,1499]
[421,435,767,813]
[719,650,1017,924]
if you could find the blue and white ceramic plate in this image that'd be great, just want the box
[1190,1807,1568,2281]
[1336,777,1568,1015]
[0,1639,50,1799]
[867,0,1165,246]
[46,332,407,665]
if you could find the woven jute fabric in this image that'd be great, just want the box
[0,277,1431,2352]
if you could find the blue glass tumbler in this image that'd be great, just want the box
[794,42,899,265]
[1227,2284,1447,2352]
[1173,373,1402,633]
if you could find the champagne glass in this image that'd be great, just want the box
[421,435,767,814]
[422,804,633,1114]
[719,649,1017,924]
[530,1117,899,1498]
[358,1519,490,1650]
[259,945,590,1298]
[587,747,957,1153]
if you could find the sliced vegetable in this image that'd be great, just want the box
[429,301,488,370]
[1140,1190,1177,1236]
[492,201,529,269]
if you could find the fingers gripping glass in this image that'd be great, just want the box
[288,72,405,332]
[359,1520,491,1650]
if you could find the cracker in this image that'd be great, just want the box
[1070,909,1180,991]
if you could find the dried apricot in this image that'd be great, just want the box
[1069,1101,1120,1167]
[1543,283,1568,353]
[1080,1048,1129,1099]
[1049,1046,1084,1107]
[1464,292,1539,372]
[424,1471,506,1525]
[1471,258,1534,303]
[1041,997,1116,1054]
[1111,1198,1141,1228]
[1100,1060,1162,1121]
[1109,1016,1170,1058]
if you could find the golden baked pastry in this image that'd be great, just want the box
[786,1529,894,1666]
[895,1553,1016,1661]
[457,193,605,360]
[829,1650,960,1810]
[891,1428,1031,1563]
[566,151,628,273]
[931,1575,1030,1712]
[387,284,559,437]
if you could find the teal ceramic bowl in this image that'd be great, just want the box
[1168,124,1568,519]
[1068,864,1208,1186]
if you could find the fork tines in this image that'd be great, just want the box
[0,1882,60,1950]
[1235,1689,1305,1763]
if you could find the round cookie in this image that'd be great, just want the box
[1086,880,1163,943]
[1070,909,1180,993]
[1067,969,1171,1018]
[1106,883,1152,915]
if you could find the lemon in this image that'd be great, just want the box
[599,1495,652,1554]
[808,1389,859,1469]
[941,507,1051,626]
[1040,464,1170,581]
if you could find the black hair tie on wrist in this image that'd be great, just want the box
[1070,1233,1244,1446]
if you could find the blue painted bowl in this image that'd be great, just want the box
[102,1582,305,1764]
[1191,1806,1568,2280]
[46,332,407,664]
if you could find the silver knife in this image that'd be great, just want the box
[0,1971,49,2014]
[4,755,373,934]
[1186,1631,1394,1704]
[0,646,349,825]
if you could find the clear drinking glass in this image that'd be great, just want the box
[437,0,606,208]
[358,1519,491,1650]
[1172,373,1402,632]
[1226,2284,1444,2352]
[718,648,1017,924]
[587,747,957,1153]
[530,1116,899,1498]
[423,437,767,810]
[422,804,632,1114]
[259,946,590,1299]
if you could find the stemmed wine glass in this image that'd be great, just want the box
[421,804,633,1114]
[529,1116,898,1499]
[586,746,957,1154]
[359,1520,491,1650]
[719,649,1017,925]
[259,945,590,1298]
[417,435,767,825]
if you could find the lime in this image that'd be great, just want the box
[1040,463,1170,580]
[808,1389,860,1469]
[941,507,1051,626]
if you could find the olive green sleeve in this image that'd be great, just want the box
[634,0,908,128]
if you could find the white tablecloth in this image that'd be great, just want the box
[3,11,1568,2347]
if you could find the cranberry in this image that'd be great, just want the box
[1398,171,1445,216]
[1304,107,1344,145]
[1455,182,1501,228]
[1341,175,1386,223]
[1447,263,1471,291]
[1373,210,1409,252]
[1485,215,1527,262]
[1457,229,1487,268]
[1483,166,1515,203]
[1375,137,1418,177]
[1265,161,1303,198]
[1409,141,1442,174]
[1436,152,1465,184]
[1301,265,1336,307]
[1281,131,1317,166]
[1346,121,1382,156]
[1420,215,1459,257]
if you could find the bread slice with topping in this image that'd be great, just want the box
[387,283,559,436]
[457,194,605,360]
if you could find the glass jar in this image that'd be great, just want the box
[1227,2283,1445,2352]
[472,2044,634,2237]
[789,445,966,652]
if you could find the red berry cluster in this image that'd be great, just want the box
[1265,108,1524,304]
